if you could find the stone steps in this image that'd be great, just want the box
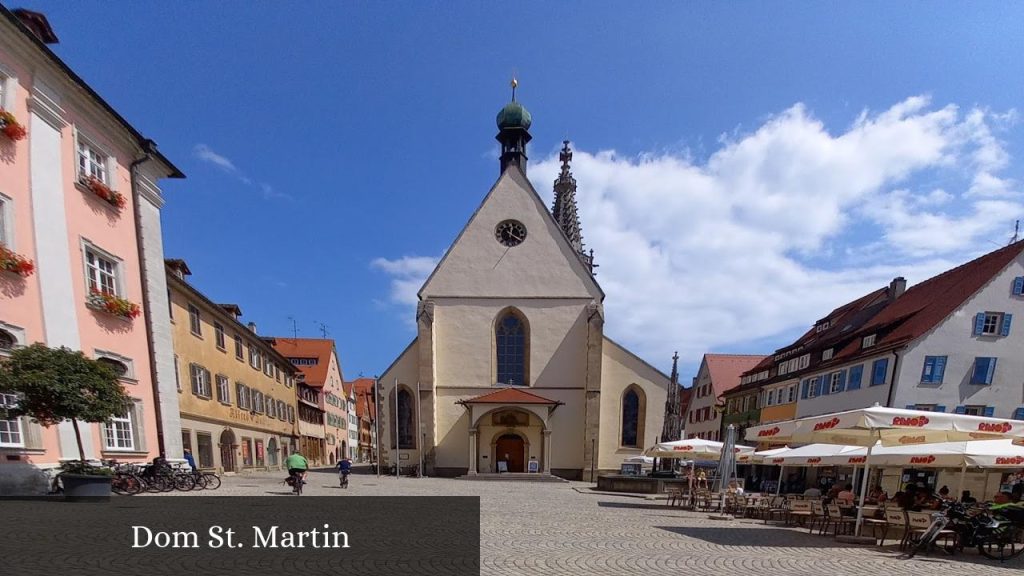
[456,473,569,483]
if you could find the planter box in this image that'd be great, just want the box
[62,474,112,501]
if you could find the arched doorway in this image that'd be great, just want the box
[267,438,278,467]
[495,433,526,473]
[219,429,237,472]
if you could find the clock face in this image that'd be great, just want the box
[495,220,527,247]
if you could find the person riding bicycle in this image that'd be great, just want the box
[337,457,352,486]
[285,451,309,487]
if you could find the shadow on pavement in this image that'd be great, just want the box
[656,526,847,548]
[598,501,674,510]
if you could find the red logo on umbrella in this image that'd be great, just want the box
[772,458,785,464]
[978,422,1013,433]
[847,457,866,464]
[758,426,781,437]
[899,435,926,444]
[806,457,822,463]
[673,446,694,451]
[892,416,930,427]
[813,418,840,431]
[996,456,1024,465]
[910,455,935,464]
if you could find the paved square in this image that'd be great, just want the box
[164,468,1023,575]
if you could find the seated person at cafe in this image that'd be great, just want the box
[938,485,950,500]
[836,483,856,504]
[868,485,887,503]
[961,490,977,504]
[826,483,843,501]
[896,484,920,510]
[727,480,744,495]
[803,485,822,497]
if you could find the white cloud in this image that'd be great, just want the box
[375,96,1024,372]
[193,144,290,201]
[371,255,440,306]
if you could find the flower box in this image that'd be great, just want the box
[86,290,141,319]
[0,245,34,277]
[0,108,27,141]
[80,176,126,210]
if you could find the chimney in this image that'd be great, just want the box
[247,322,257,334]
[889,276,907,300]
[12,9,60,44]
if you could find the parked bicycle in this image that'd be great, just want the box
[909,500,1024,562]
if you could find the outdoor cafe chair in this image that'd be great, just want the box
[882,507,909,548]
[822,502,856,537]
[859,502,888,541]
[764,496,788,525]
[808,500,826,534]
[786,500,814,527]
[665,486,684,507]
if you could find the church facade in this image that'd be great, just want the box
[379,92,671,481]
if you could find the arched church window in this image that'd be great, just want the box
[495,310,527,386]
[392,387,416,449]
[621,386,645,448]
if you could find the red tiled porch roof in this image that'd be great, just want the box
[461,388,561,405]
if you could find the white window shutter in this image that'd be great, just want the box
[21,417,43,449]
[106,155,118,190]
[131,400,146,452]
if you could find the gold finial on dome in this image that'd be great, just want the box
[510,76,518,101]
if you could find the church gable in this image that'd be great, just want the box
[419,168,603,300]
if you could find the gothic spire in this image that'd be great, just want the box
[552,140,595,273]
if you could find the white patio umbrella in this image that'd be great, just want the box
[645,438,756,460]
[745,405,1024,535]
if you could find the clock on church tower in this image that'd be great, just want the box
[495,219,527,247]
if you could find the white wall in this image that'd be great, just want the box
[795,352,896,418]
[893,256,1024,417]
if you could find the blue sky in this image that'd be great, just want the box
[28,2,1024,380]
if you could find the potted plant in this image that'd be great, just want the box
[86,289,141,319]
[80,176,126,210]
[0,245,34,277]
[0,108,27,141]
[0,344,133,499]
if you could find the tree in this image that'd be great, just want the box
[0,344,133,468]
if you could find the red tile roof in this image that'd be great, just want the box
[270,337,336,388]
[349,378,377,420]
[704,354,768,397]
[461,388,561,405]
[832,241,1024,362]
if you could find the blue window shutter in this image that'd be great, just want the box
[837,370,846,392]
[801,379,809,399]
[972,358,986,384]
[974,312,986,336]
[1014,277,1024,296]
[985,357,997,384]
[955,405,966,414]
[921,357,933,383]
[983,406,995,417]
[1014,407,1024,420]
[822,373,831,396]
[934,356,946,383]
[905,404,915,410]
[935,405,946,413]
[814,376,824,397]
[1001,314,1013,337]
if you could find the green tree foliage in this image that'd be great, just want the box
[0,344,132,465]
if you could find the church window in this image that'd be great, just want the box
[620,385,645,448]
[495,310,527,386]
[392,387,416,449]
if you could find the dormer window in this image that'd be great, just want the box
[862,334,876,348]
[815,320,831,333]
[822,348,834,361]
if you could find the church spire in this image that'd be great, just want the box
[552,140,595,273]
[661,351,682,442]
[495,78,532,175]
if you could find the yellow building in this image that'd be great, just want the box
[166,260,299,473]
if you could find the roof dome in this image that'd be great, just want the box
[497,101,532,130]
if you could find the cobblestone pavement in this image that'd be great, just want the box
[162,466,1023,576]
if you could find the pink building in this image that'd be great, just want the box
[0,8,183,493]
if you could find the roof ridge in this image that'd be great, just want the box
[904,240,1024,294]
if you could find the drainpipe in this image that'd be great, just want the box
[884,350,901,408]
[130,140,166,456]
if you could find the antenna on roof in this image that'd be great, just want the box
[317,322,329,339]
[1012,220,1020,245]
[288,316,298,338]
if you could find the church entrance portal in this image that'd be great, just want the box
[495,433,525,473]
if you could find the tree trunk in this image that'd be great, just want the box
[71,418,86,465]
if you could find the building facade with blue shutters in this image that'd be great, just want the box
[793,240,1024,421]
